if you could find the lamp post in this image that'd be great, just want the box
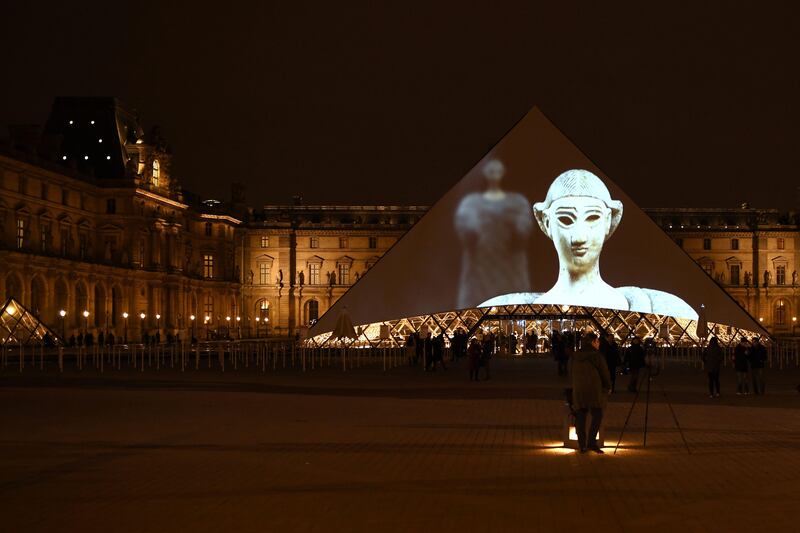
[82,310,89,337]
[225,316,231,339]
[793,316,797,336]
[265,316,269,337]
[255,316,260,338]
[122,312,129,344]
[190,315,196,343]
[156,314,161,343]
[140,312,146,342]
[236,316,241,339]
[204,315,210,340]
[59,309,66,339]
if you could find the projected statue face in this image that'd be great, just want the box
[544,196,612,276]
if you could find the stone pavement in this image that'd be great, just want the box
[1,357,799,532]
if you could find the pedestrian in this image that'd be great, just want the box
[468,338,482,381]
[432,334,447,371]
[481,334,493,380]
[733,338,750,395]
[570,332,612,454]
[626,337,645,392]
[703,336,723,398]
[405,334,415,366]
[600,333,620,393]
[423,332,433,371]
[749,337,767,395]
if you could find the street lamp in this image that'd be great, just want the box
[140,312,146,342]
[225,316,231,339]
[190,314,196,343]
[156,313,161,343]
[122,312,129,343]
[82,310,89,336]
[236,315,241,339]
[204,315,210,340]
[59,309,66,339]
[255,316,260,338]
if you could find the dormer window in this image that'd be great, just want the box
[152,159,160,187]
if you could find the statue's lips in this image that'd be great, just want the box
[571,246,588,257]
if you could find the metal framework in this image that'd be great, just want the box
[307,304,763,348]
[0,297,62,346]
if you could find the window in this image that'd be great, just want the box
[204,296,214,316]
[106,198,116,214]
[339,237,348,249]
[40,226,48,253]
[259,263,270,285]
[203,254,214,278]
[777,238,785,250]
[260,235,269,248]
[703,238,711,250]
[309,263,320,285]
[61,228,69,256]
[777,265,786,285]
[775,300,787,326]
[310,236,319,249]
[731,238,739,250]
[730,264,740,286]
[307,300,319,324]
[16,219,25,249]
[701,261,713,277]
[338,263,349,285]
[204,222,212,236]
[79,234,87,259]
[369,236,377,249]
[152,159,160,187]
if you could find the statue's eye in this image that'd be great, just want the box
[558,216,574,226]
[586,214,601,222]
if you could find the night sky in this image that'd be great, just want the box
[2,2,798,210]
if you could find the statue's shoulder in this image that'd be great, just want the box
[478,292,541,307]
[617,286,698,320]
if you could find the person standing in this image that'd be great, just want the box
[468,338,482,381]
[601,333,620,393]
[733,338,750,395]
[626,337,646,392]
[749,337,767,395]
[703,337,723,398]
[570,332,612,454]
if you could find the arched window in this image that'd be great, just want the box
[111,286,123,327]
[94,284,106,327]
[774,299,789,326]
[74,282,88,325]
[5,273,22,301]
[30,276,46,317]
[152,159,160,187]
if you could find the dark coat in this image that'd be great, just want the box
[570,350,612,409]
[627,343,646,370]
[703,344,724,373]
[749,343,766,369]
[733,343,749,372]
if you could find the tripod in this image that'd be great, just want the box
[613,360,691,455]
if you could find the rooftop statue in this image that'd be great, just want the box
[480,169,698,320]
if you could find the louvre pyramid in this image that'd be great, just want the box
[310,108,765,338]
[0,297,61,346]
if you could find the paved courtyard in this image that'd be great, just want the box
[1,356,799,532]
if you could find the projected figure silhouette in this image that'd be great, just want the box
[481,169,697,320]
[454,159,533,309]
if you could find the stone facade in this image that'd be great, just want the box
[645,207,799,336]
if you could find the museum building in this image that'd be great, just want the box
[0,98,797,341]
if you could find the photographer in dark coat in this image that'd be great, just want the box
[569,332,612,454]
